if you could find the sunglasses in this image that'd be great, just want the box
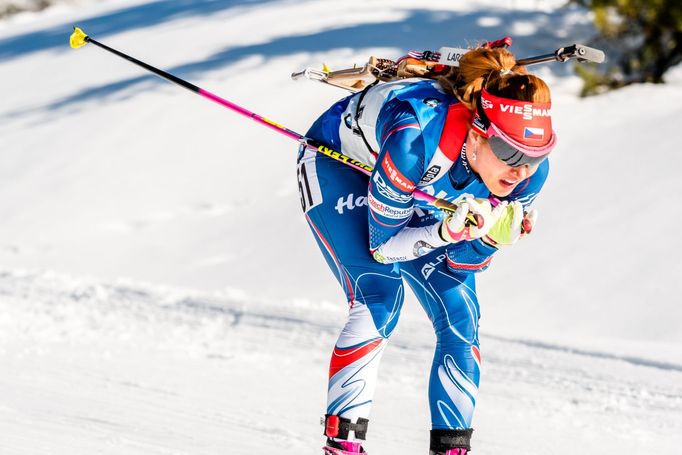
[485,122,557,168]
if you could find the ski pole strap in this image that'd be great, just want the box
[430,428,474,452]
[323,415,370,440]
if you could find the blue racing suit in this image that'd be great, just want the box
[297,79,549,435]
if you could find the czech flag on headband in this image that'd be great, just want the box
[524,127,545,140]
[473,88,553,148]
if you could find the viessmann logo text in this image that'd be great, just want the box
[381,153,416,192]
[482,96,551,120]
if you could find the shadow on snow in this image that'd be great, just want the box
[0,0,277,60]
[3,2,594,117]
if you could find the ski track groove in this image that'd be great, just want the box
[1,269,679,378]
[486,334,682,373]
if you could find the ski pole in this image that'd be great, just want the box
[68,27,464,215]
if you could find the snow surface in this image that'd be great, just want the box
[1,0,681,454]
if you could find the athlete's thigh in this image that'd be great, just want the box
[298,147,402,308]
[399,249,479,341]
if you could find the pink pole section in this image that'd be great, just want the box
[199,89,458,214]
[76,30,461,216]
[199,89,303,141]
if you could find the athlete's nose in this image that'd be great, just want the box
[511,164,530,180]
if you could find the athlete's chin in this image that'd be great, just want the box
[488,184,515,197]
[482,176,518,197]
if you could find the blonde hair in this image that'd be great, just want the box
[437,47,551,110]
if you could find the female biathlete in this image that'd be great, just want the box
[296,46,556,455]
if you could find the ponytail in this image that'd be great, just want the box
[437,47,551,110]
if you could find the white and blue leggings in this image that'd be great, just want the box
[298,149,482,437]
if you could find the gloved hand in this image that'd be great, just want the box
[440,198,506,243]
[482,200,538,247]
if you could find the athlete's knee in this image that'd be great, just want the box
[351,278,405,339]
[436,338,481,370]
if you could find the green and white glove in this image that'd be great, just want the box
[482,200,538,247]
[440,197,506,243]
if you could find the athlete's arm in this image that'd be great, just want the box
[368,100,449,263]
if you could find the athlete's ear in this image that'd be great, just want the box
[468,129,481,144]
